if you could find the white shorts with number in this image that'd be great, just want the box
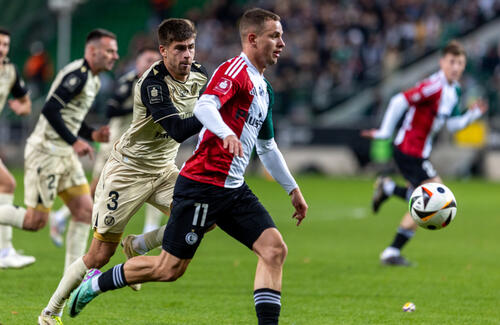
[92,156,178,242]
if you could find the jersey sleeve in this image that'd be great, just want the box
[202,61,241,107]
[140,76,178,123]
[49,68,87,106]
[10,66,28,98]
[402,79,441,106]
[258,79,275,140]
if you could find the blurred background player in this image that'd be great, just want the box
[361,40,488,266]
[0,27,34,269]
[40,18,208,324]
[0,29,117,273]
[49,46,163,247]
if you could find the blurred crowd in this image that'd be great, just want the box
[9,0,500,127]
[184,0,500,117]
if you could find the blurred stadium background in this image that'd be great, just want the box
[2,0,500,179]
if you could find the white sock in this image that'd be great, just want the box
[64,220,90,272]
[141,224,166,252]
[132,234,149,255]
[0,204,26,229]
[380,246,400,259]
[0,194,16,249]
[54,205,71,222]
[382,179,396,196]
[45,256,88,315]
[143,204,163,233]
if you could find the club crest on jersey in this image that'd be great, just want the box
[214,77,232,95]
[185,232,198,245]
[147,85,163,104]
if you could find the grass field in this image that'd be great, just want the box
[1,170,499,324]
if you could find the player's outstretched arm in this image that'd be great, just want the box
[361,92,409,140]
[447,98,488,132]
[290,187,308,226]
[8,94,31,116]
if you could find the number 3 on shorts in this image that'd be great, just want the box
[107,191,119,211]
[192,203,208,227]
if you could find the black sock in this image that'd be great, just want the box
[393,185,409,201]
[254,288,281,325]
[97,264,128,292]
[389,227,415,250]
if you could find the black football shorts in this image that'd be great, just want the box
[393,146,438,187]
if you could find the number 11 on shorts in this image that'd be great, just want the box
[192,203,208,227]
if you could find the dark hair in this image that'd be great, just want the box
[239,8,280,39]
[136,45,158,57]
[86,28,116,44]
[0,27,10,37]
[442,40,466,57]
[157,18,196,46]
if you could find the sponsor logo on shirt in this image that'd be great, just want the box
[235,108,263,129]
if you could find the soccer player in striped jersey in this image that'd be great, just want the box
[362,40,488,266]
[68,8,308,325]
[0,27,34,269]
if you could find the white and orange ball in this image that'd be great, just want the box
[409,183,457,230]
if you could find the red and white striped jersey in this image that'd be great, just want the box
[395,71,461,158]
[181,53,274,188]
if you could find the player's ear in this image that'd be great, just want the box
[248,33,257,47]
[159,44,168,58]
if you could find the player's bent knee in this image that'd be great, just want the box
[261,240,288,267]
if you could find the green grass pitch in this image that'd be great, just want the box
[1,170,499,324]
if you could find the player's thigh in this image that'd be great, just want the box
[216,184,276,251]
[92,158,155,243]
[57,152,90,203]
[0,159,16,192]
[162,176,224,259]
[146,163,179,215]
[24,147,64,211]
[394,149,438,187]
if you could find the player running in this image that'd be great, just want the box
[0,27,34,268]
[68,8,308,325]
[0,29,116,273]
[48,46,163,247]
[39,18,208,324]
[361,40,488,266]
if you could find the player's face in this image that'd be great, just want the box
[254,20,285,68]
[440,53,466,83]
[93,37,119,72]
[0,34,10,62]
[136,50,161,76]
[161,37,195,81]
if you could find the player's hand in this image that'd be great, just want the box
[8,99,31,116]
[470,99,488,114]
[91,125,110,143]
[360,129,377,139]
[72,139,94,160]
[290,187,308,226]
[223,135,243,157]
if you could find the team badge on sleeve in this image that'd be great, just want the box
[147,85,163,104]
[213,77,232,95]
[63,74,81,92]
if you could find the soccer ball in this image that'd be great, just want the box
[409,183,457,230]
[402,302,416,312]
